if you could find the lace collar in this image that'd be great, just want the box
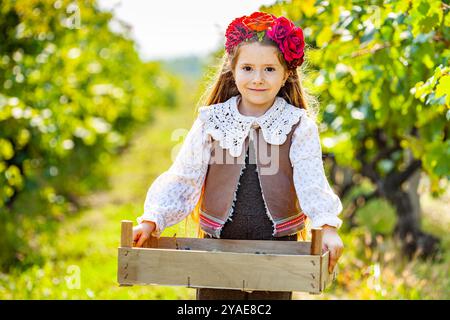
[199,95,305,157]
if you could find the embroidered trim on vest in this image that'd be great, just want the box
[199,209,225,238]
[274,213,306,236]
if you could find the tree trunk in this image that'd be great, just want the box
[386,165,440,259]
[387,189,439,258]
[325,150,441,259]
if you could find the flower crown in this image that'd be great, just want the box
[225,12,305,70]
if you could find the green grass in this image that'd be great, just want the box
[0,99,449,299]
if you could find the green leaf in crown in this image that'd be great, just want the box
[257,31,265,42]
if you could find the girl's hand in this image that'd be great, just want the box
[321,225,344,274]
[132,221,156,247]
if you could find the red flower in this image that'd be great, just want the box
[266,16,295,43]
[225,16,254,53]
[242,12,276,32]
[280,27,305,63]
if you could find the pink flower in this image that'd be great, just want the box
[266,17,295,44]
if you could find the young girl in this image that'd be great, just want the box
[132,11,344,300]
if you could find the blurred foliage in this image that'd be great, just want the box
[0,0,181,270]
[264,0,449,193]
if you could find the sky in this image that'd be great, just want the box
[97,0,276,61]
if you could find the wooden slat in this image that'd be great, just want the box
[118,247,321,293]
[320,251,330,291]
[121,220,133,248]
[145,237,312,255]
[319,251,338,291]
[310,228,323,255]
[118,220,134,286]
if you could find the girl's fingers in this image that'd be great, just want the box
[328,246,341,273]
[322,244,337,273]
[328,245,344,273]
[135,233,148,247]
[132,229,139,247]
[328,250,337,273]
[133,227,141,241]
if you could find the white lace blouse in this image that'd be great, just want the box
[137,95,343,237]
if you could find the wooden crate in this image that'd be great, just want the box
[117,220,336,294]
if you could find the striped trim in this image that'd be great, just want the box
[274,212,304,225]
[200,210,226,225]
[275,214,306,230]
[276,221,305,233]
[199,224,221,231]
[200,214,222,229]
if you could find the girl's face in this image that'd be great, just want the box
[233,41,289,109]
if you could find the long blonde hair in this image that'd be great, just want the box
[188,38,317,241]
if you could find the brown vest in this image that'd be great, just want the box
[199,117,305,238]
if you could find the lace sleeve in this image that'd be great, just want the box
[137,116,211,237]
[289,114,343,229]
